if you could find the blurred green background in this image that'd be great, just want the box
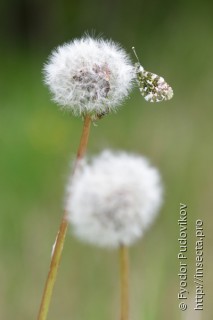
[0,0,212,319]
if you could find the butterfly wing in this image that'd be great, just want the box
[135,64,173,102]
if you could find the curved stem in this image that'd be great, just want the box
[37,114,92,320]
[119,245,129,320]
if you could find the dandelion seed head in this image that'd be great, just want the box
[44,37,134,117]
[66,150,163,248]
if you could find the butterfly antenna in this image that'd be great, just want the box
[132,47,140,63]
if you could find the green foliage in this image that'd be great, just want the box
[0,2,213,319]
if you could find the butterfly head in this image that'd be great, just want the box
[132,47,144,73]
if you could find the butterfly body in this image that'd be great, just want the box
[133,48,173,103]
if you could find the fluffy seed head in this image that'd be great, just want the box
[44,36,134,117]
[66,150,163,248]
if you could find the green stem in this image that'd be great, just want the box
[37,114,92,320]
[120,245,129,320]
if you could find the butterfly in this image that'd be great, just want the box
[132,47,173,102]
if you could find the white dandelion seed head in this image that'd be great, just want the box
[44,36,134,117]
[66,150,163,248]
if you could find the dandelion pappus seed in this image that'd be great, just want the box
[43,36,134,117]
[66,150,163,248]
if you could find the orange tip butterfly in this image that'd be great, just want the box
[132,47,173,102]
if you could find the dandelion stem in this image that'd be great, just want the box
[37,114,92,320]
[76,114,92,161]
[119,244,129,320]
